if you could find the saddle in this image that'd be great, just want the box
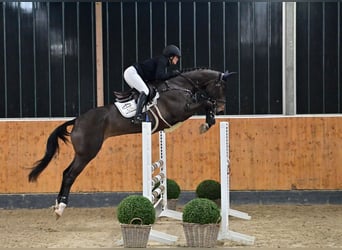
[113,84,159,118]
[113,84,157,103]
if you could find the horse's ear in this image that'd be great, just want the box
[221,71,237,81]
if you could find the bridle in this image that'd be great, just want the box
[178,72,226,109]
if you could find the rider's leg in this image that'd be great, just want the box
[133,92,148,124]
[124,66,149,123]
[124,66,149,95]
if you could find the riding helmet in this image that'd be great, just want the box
[163,45,181,58]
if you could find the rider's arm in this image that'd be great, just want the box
[155,56,179,80]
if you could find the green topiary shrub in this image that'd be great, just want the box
[153,178,181,199]
[182,198,221,224]
[117,195,156,225]
[196,179,221,200]
[167,178,181,199]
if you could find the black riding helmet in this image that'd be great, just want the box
[163,45,181,58]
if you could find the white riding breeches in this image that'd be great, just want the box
[124,66,149,95]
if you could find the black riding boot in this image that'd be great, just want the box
[133,92,148,124]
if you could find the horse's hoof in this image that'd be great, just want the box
[199,123,209,134]
[54,202,67,219]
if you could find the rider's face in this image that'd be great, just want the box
[171,56,179,65]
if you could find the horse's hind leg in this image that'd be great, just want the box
[54,153,97,218]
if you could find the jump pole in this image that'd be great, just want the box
[218,121,255,245]
[142,122,182,245]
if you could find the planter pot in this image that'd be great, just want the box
[182,222,220,247]
[120,218,151,248]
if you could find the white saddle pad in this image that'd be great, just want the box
[114,92,160,118]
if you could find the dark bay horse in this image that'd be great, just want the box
[28,68,234,217]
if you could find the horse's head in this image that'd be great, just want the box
[180,68,235,114]
[176,68,235,133]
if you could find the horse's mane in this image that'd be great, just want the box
[151,67,216,85]
[180,67,210,73]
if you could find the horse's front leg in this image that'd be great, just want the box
[199,101,217,134]
[199,109,216,134]
[185,101,216,134]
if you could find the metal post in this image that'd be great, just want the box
[282,2,297,115]
[95,2,104,107]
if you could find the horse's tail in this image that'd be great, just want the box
[28,119,76,182]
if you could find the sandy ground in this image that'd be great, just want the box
[0,204,341,248]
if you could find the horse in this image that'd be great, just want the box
[28,68,235,218]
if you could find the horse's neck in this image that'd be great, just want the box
[162,75,197,91]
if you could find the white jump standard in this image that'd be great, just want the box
[141,121,254,246]
[218,122,255,245]
[142,122,182,245]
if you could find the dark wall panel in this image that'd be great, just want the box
[0,3,5,117]
[340,3,342,113]
[49,2,64,117]
[151,2,165,57]
[296,3,309,114]
[20,3,35,117]
[5,3,21,118]
[166,2,180,51]
[4,1,341,117]
[103,2,122,104]
[137,2,151,61]
[239,2,255,114]
[225,2,239,115]
[210,2,224,71]
[64,3,79,117]
[0,2,96,118]
[296,2,341,114]
[122,2,136,71]
[324,2,339,113]
[309,3,324,114]
[180,2,194,69]
[79,3,95,114]
[34,2,50,117]
[254,2,269,114]
[195,2,209,67]
[269,2,282,114]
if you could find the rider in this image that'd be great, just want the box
[124,44,181,124]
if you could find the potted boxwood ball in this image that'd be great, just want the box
[182,198,221,247]
[117,195,156,248]
[166,178,181,210]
